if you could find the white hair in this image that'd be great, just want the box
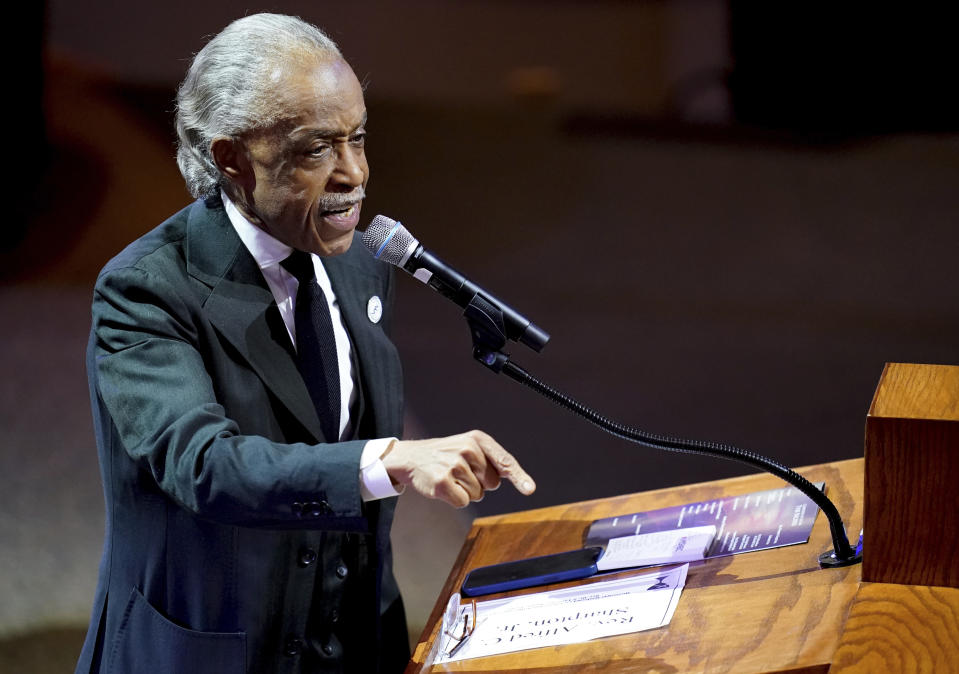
[175,13,342,198]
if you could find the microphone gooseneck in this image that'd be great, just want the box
[496,359,859,567]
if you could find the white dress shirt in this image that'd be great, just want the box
[222,191,400,501]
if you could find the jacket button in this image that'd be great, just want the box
[331,609,340,624]
[298,547,318,567]
[335,563,349,579]
[306,501,333,518]
[284,638,302,656]
[322,644,334,656]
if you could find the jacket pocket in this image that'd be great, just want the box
[107,587,246,674]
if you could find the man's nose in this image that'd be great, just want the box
[328,142,366,191]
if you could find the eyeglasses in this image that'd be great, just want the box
[441,594,477,658]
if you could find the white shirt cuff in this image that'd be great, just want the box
[359,438,403,501]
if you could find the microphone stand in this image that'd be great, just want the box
[462,294,862,568]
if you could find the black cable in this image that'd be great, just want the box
[498,358,858,565]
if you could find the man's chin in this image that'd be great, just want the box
[315,229,355,257]
[314,204,362,256]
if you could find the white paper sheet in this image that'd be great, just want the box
[435,563,688,663]
[597,525,716,570]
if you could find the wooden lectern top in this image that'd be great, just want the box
[409,459,865,673]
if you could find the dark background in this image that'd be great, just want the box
[2,1,956,669]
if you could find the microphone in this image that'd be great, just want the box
[362,215,549,352]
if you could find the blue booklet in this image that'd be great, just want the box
[585,482,825,558]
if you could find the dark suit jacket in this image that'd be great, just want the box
[75,197,405,674]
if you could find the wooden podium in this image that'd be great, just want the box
[406,364,959,673]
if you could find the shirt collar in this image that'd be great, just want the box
[221,190,293,269]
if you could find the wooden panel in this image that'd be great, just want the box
[869,362,959,420]
[863,363,959,588]
[829,582,959,673]
[409,459,864,673]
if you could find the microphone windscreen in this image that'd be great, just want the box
[363,215,418,266]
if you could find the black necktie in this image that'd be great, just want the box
[282,250,341,442]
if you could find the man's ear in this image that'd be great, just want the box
[210,136,252,192]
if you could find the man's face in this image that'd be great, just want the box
[232,57,369,257]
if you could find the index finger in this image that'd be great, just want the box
[478,439,536,496]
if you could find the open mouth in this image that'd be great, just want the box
[323,203,357,218]
[320,201,362,231]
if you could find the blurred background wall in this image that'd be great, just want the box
[2,1,957,670]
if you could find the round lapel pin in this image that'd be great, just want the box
[367,295,383,324]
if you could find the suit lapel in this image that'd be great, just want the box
[325,250,403,440]
[184,200,325,442]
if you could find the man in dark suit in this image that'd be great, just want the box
[75,13,535,674]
